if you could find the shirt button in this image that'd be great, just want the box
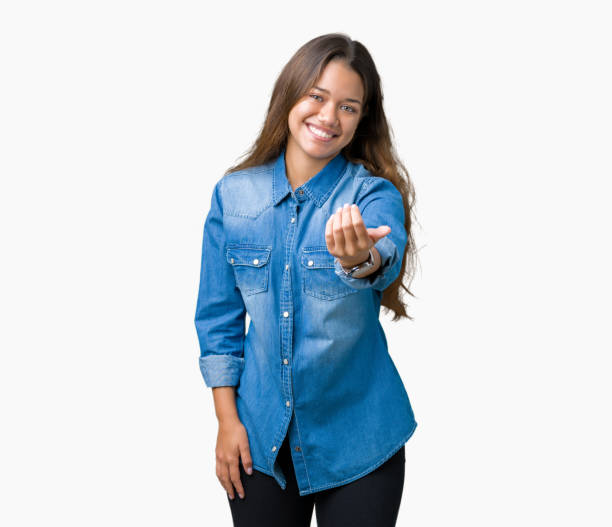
[286,400,290,407]
[285,264,289,270]
[308,260,314,266]
[290,217,295,223]
[294,446,301,452]
[253,258,259,265]
[230,258,234,264]
[283,311,289,318]
[298,189,304,195]
[271,445,277,452]
[283,358,288,365]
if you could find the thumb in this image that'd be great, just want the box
[367,225,391,243]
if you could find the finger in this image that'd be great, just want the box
[348,204,371,251]
[217,460,235,500]
[229,459,244,499]
[341,203,358,252]
[332,206,346,251]
[240,442,253,476]
[325,212,336,252]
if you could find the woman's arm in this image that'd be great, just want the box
[195,179,247,387]
[332,179,408,291]
[212,386,253,501]
[195,180,253,500]
[212,386,240,424]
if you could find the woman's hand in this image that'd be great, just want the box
[326,203,391,267]
[215,418,253,500]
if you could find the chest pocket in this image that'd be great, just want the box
[301,246,358,300]
[226,244,271,296]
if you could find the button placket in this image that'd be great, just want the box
[274,202,299,459]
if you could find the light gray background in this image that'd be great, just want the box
[1,1,610,525]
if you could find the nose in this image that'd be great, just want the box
[317,101,339,128]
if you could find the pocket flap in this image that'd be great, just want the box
[301,247,335,269]
[226,245,271,267]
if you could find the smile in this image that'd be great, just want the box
[306,123,337,141]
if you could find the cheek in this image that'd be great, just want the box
[289,105,304,125]
[341,118,359,137]
[287,109,300,131]
[295,101,318,118]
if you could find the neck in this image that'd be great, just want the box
[285,141,336,191]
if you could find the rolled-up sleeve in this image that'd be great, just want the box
[194,179,246,388]
[334,177,408,291]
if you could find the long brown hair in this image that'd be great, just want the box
[225,33,419,321]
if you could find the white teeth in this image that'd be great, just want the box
[307,124,333,138]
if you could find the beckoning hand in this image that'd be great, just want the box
[325,203,391,269]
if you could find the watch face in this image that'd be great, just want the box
[351,267,369,278]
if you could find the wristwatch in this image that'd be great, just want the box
[338,248,375,278]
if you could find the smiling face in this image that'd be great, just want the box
[287,59,365,166]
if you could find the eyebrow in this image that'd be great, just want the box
[312,86,362,105]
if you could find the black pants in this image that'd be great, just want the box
[228,434,406,527]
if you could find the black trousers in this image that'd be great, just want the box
[228,434,406,527]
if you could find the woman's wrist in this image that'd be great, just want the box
[339,247,382,277]
[338,248,373,270]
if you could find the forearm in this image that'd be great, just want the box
[212,386,240,424]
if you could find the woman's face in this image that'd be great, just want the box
[287,59,365,164]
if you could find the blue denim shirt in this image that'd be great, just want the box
[194,148,418,496]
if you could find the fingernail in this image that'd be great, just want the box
[343,203,349,207]
[337,207,342,213]
[239,493,244,499]
[247,467,253,475]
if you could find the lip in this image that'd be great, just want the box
[306,122,339,142]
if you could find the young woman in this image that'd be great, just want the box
[194,33,419,527]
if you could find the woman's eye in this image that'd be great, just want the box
[308,94,355,113]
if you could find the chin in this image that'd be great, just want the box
[301,137,345,159]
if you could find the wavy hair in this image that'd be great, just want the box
[225,33,419,321]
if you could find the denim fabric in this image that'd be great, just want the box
[194,148,417,496]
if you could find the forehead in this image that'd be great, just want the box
[312,60,364,100]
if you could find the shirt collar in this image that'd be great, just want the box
[272,147,348,208]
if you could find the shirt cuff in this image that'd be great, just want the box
[333,236,399,291]
[199,354,245,388]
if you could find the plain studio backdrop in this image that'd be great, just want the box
[1,1,610,525]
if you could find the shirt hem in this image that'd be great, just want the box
[297,420,418,497]
[252,464,275,478]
